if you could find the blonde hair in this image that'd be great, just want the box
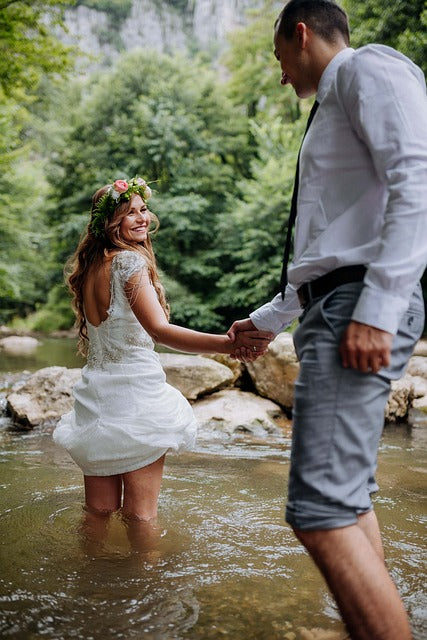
[66,185,169,355]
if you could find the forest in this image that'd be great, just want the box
[1,0,426,333]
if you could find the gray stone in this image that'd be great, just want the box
[6,366,81,428]
[413,340,427,357]
[412,395,427,413]
[0,335,40,355]
[159,353,234,400]
[246,332,299,409]
[385,375,414,422]
[193,388,286,438]
[60,0,262,72]
[407,356,427,378]
[202,353,244,385]
[408,375,427,399]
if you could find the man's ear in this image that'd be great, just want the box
[296,21,309,49]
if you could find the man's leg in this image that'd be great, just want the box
[294,523,411,640]
[356,510,383,561]
[287,283,424,640]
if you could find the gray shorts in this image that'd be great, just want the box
[286,281,425,531]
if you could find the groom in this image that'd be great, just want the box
[229,1,427,638]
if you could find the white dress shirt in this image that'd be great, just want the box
[250,45,427,336]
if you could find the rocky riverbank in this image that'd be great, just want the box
[2,334,427,434]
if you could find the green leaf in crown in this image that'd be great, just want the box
[91,177,152,238]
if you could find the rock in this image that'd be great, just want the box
[0,335,40,355]
[6,366,81,428]
[158,353,234,400]
[246,332,299,408]
[407,356,427,378]
[412,396,427,413]
[202,353,244,385]
[413,340,427,357]
[408,375,427,399]
[193,389,286,438]
[385,375,414,422]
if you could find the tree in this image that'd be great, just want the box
[45,49,252,330]
[0,0,73,98]
[0,0,74,323]
[223,0,299,121]
[343,0,427,75]
[213,113,306,325]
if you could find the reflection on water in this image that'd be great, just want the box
[0,337,85,374]
[0,419,426,640]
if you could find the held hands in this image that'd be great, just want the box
[227,318,274,362]
[339,320,393,373]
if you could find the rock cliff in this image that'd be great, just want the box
[61,0,274,68]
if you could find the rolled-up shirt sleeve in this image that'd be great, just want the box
[249,285,302,335]
[337,47,427,334]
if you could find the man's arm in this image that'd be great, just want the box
[338,47,427,336]
[335,47,427,371]
[227,286,302,361]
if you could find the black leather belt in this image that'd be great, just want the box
[297,265,367,308]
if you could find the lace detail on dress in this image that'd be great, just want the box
[113,250,146,285]
[125,326,154,350]
[86,342,123,369]
[85,251,154,371]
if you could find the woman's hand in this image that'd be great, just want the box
[227,318,274,362]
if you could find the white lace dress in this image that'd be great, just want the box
[53,250,198,476]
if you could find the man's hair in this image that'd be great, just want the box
[276,0,350,45]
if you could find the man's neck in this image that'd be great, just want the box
[310,39,348,90]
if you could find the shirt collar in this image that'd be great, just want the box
[317,47,354,103]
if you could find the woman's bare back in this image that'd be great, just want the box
[83,254,117,327]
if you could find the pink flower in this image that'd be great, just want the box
[113,179,128,193]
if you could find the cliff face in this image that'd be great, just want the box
[63,0,269,67]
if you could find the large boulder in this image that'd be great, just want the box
[246,332,299,409]
[6,366,81,428]
[158,353,234,400]
[413,340,427,357]
[407,355,427,378]
[202,353,244,385]
[0,335,40,355]
[193,388,288,439]
[385,375,414,422]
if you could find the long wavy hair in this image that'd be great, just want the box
[66,185,170,355]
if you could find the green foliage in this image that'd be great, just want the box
[0,0,74,99]
[10,284,75,332]
[2,0,426,334]
[343,0,427,75]
[213,113,306,323]
[76,0,132,19]
[223,0,300,121]
[45,49,251,330]
[0,160,52,323]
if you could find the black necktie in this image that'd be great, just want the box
[279,100,320,299]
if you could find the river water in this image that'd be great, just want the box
[0,338,426,639]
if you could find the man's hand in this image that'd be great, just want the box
[227,318,274,362]
[339,321,393,373]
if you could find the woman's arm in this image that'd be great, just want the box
[126,271,272,355]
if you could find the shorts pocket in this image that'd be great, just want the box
[319,282,364,339]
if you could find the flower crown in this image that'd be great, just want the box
[91,177,152,238]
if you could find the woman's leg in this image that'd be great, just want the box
[122,455,166,521]
[81,475,122,551]
[83,474,122,514]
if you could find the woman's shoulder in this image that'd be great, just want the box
[111,249,147,281]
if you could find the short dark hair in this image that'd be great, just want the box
[276,0,350,45]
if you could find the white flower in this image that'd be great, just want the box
[144,185,152,199]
